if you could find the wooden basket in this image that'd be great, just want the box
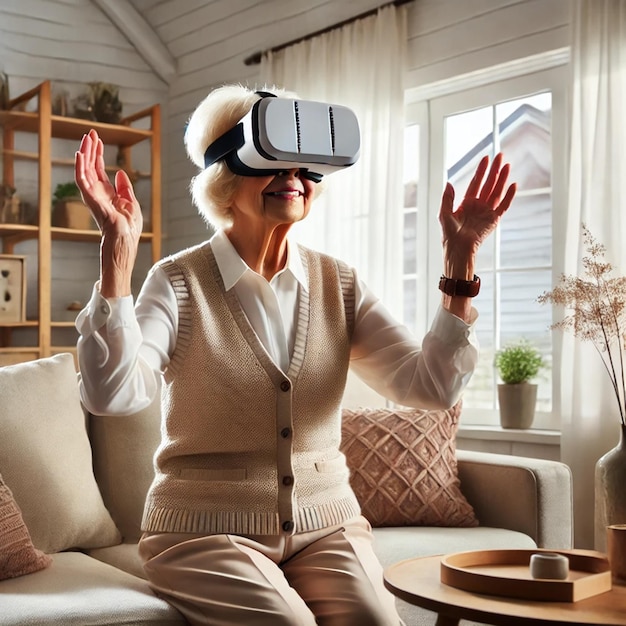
[52,198,95,230]
[441,549,611,602]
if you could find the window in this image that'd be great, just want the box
[403,65,568,428]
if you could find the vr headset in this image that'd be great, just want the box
[203,92,360,183]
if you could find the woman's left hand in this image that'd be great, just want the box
[439,152,516,270]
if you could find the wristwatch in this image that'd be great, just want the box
[438,274,481,297]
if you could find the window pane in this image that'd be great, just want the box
[464,270,496,410]
[402,124,420,332]
[463,268,553,412]
[403,210,417,274]
[497,93,552,193]
[403,278,417,335]
[440,91,554,418]
[500,268,553,412]
[404,124,419,202]
[445,107,493,171]
[500,269,553,346]
[500,192,552,268]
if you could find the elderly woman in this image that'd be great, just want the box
[75,85,515,626]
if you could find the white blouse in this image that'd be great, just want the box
[76,230,479,416]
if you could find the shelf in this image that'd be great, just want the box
[49,227,155,243]
[0,110,151,146]
[1,149,151,177]
[0,348,41,367]
[0,223,155,243]
[0,223,38,238]
[0,80,161,365]
[0,321,38,328]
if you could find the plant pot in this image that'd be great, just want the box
[52,198,95,230]
[497,383,537,429]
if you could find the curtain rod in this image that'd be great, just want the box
[243,0,412,66]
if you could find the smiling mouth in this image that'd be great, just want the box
[265,191,304,198]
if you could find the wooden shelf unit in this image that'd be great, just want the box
[0,80,161,365]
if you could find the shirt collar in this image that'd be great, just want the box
[209,230,309,292]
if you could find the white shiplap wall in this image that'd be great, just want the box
[405,0,571,92]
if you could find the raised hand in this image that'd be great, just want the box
[75,129,143,297]
[439,152,516,264]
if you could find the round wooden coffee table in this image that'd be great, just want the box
[384,554,626,625]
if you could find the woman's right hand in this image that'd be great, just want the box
[75,129,143,297]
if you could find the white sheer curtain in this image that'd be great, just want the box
[259,5,407,317]
[561,0,626,548]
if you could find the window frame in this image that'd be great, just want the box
[404,60,569,429]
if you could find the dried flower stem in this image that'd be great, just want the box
[538,225,626,425]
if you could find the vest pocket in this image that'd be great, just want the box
[314,455,347,474]
[176,468,247,481]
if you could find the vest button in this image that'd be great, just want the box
[282,520,294,532]
[282,475,293,486]
[280,380,291,392]
[280,427,291,438]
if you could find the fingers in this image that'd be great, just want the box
[115,169,137,204]
[439,182,455,219]
[496,182,517,216]
[463,152,516,211]
[94,133,108,183]
[75,132,96,194]
[487,162,510,206]
[464,155,489,199]
[479,153,503,202]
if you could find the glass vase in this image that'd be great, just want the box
[595,423,626,552]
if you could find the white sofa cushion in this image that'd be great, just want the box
[0,354,121,553]
[372,525,536,569]
[0,551,185,625]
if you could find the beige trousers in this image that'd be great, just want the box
[138,515,401,626]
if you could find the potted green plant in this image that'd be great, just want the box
[495,340,545,428]
[52,181,94,230]
[52,181,81,204]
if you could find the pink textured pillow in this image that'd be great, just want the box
[340,403,478,528]
[0,473,52,580]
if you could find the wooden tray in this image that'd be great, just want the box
[441,549,611,602]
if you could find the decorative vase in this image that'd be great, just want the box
[497,383,537,429]
[595,423,626,552]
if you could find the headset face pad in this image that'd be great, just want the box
[203,96,360,182]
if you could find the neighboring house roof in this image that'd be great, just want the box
[448,103,551,182]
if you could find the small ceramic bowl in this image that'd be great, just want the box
[529,552,569,580]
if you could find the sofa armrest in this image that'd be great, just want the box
[456,449,573,549]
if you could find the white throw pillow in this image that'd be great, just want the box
[0,354,121,553]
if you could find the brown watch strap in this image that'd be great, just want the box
[438,274,481,297]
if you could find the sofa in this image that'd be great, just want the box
[0,353,573,626]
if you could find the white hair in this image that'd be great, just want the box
[184,84,296,228]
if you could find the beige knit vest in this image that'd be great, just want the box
[141,241,361,535]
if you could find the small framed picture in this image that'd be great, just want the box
[0,254,26,323]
